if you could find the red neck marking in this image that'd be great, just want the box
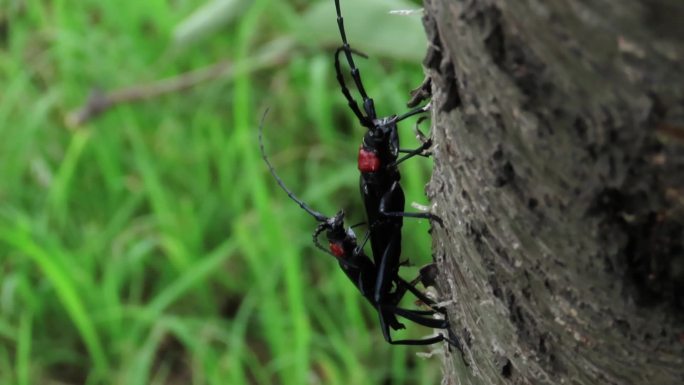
[329,242,345,258]
[358,147,381,173]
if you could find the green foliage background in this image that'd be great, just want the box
[0,0,439,384]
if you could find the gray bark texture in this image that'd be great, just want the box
[421,0,684,384]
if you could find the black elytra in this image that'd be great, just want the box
[259,111,459,347]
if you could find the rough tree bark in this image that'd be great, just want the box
[421,0,684,384]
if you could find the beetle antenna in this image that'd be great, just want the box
[258,109,329,223]
[313,223,335,257]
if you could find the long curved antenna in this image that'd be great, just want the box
[258,109,329,223]
[334,0,377,121]
[313,223,336,257]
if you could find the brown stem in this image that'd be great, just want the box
[66,38,295,127]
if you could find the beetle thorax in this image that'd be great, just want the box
[358,146,381,172]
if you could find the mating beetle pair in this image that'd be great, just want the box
[259,0,458,348]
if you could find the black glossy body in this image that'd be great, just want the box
[259,112,456,346]
[333,0,434,309]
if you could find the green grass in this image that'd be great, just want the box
[0,0,440,384]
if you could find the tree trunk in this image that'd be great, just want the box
[421,0,684,384]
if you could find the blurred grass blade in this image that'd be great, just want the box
[48,130,91,223]
[301,0,426,61]
[146,239,237,318]
[128,322,167,385]
[0,225,110,377]
[173,0,252,46]
[16,312,31,385]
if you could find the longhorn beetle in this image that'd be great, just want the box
[332,0,438,301]
[258,111,459,347]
